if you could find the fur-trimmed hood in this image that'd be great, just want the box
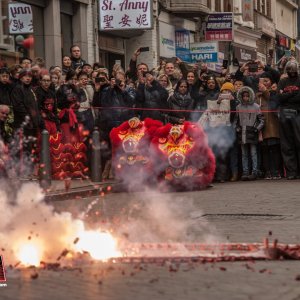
[237,86,255,105]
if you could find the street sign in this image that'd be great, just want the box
[205,13,233,42]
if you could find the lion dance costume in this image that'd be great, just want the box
[110,118,215,190]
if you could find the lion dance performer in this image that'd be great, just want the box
[110,117,163,186]
[150,122,216,190]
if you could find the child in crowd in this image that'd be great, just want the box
[235,87,264,180]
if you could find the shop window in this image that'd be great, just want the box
[61,14,73,57]
[215,0,221,12]
[224,0,232,12]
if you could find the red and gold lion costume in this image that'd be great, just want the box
[110,118,215,189]
[110,117,163,182]
[150,122,215,189]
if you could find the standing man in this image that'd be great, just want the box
[277,60,300,179]
[70,45,87,71]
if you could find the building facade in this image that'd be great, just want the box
[0,0,95,68]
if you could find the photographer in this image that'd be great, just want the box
[236,60,280,93]
[135,72,169,123]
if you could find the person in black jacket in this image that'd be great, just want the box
[35,73,59,134]
[277,60,300,179]
[165,79,195,124]
[0,68,13,106]
[135,72,169,122]
[11,69,43,135]
[11,69,44,176]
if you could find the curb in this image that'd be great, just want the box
[44,181,117,201]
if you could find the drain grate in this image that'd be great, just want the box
[200,213,292,220]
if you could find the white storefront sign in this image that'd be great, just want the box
[159,22,176,58]
[99,0,153,31]
[8,3,33,34]
[190,42,219,63]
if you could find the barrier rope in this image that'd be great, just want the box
[81,106,281,114]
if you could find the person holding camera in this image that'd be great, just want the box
[135,72,169,123]
[236,60,280,93]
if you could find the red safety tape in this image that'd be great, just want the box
[86,106,280,114]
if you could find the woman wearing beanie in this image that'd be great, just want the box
[199,81,237,183]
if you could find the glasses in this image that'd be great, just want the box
[42,79,51,82]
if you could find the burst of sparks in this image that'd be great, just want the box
[17,243,42,266]
[74,230,121,261]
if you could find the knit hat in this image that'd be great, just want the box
[220,82,234,92]
[19,69,32,79]
[259,72,274,83]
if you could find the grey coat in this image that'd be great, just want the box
[234,86,264,144]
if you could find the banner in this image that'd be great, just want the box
[189,42,219,63]
[159,22,176,58]
[205,13,233,42]
[242,0,254,22]
[9,3,33,34]
[99,0,153,31]
[175,30,191,62]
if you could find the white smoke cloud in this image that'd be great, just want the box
[0,181,82,265]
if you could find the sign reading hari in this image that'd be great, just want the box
[99,0,153,30]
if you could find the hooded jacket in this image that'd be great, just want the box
[235,86,264,144]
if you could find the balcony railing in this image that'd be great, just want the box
[160,0,210,15]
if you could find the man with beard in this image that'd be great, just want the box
[277,60,300,179]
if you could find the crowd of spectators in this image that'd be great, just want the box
[0,44,300,183]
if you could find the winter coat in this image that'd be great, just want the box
[11,83,43,134]
[256,90,280,140]
[165,91,195,124]
[277,77,300,110]
[135,80,169,122]
[0,82,13,106]
[235,86,264,144]
[93,85,135,132]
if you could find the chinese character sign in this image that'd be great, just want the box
[9,3,33,34]
[99,0,152,30]
[205,13,233,42]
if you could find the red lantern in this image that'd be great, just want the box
[22,35,34,49]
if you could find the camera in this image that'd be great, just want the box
[248,62,258,73]
[95,77,106,83]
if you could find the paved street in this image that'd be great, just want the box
[2,180,300,300]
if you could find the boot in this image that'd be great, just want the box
[230,173,239,182]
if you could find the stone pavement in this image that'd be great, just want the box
[1,180,300,300]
